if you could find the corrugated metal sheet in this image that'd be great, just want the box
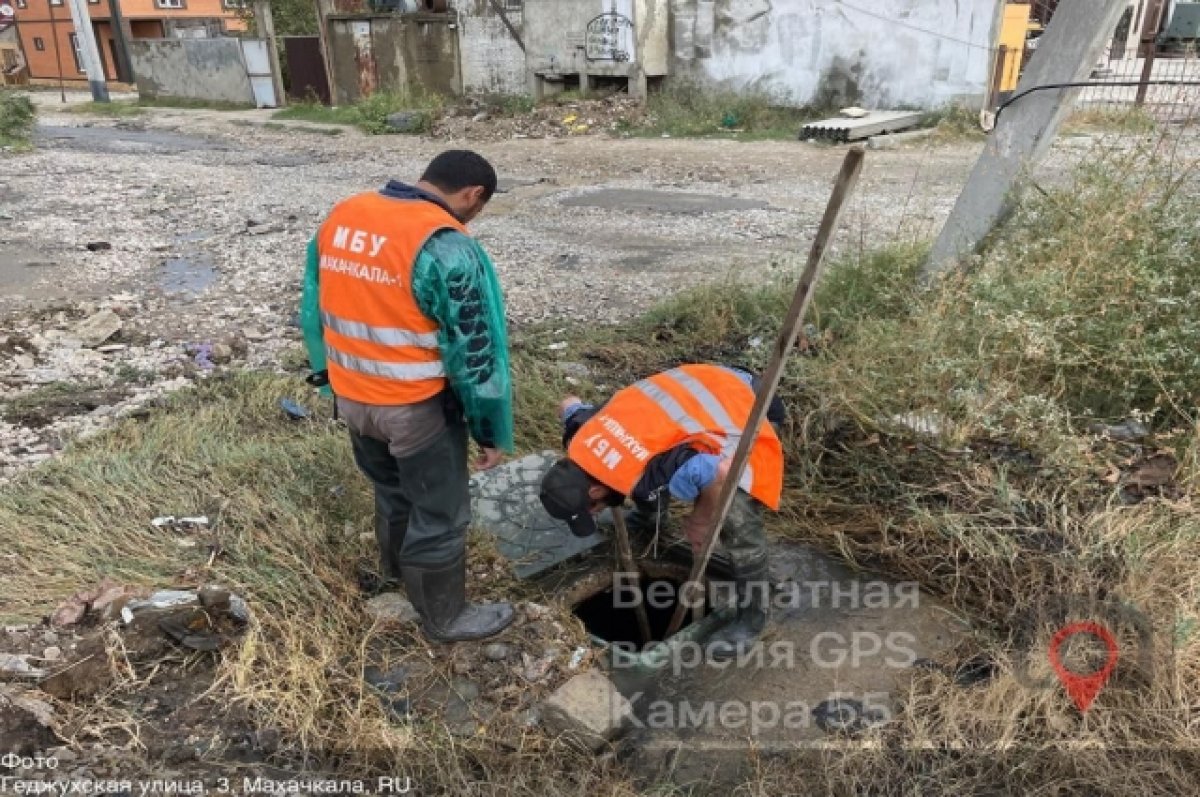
[799,111,925,142]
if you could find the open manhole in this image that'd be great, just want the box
[562,559,736,673]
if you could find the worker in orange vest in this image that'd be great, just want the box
[300,150,514,643]
[539,364,785,659]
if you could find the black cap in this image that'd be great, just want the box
[539,459,598,538]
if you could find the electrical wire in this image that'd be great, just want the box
[834,0,996,52]
[993,79,1200,124]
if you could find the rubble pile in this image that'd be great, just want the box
[435,94,649,142]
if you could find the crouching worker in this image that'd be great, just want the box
[301,150,515,643]
[538,364,785,659]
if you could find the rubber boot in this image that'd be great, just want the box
[707,560,770,662]
[400,553,514,643]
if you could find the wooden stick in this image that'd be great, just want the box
[665,146,866,637]
[612,508,654,645]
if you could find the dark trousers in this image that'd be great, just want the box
[349,417,472,573]
[627,490,768,576]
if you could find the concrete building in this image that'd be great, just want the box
[315,0,1007,109]
[13,0,246,84]
[1,25,30,85]
[456,0,1003,108]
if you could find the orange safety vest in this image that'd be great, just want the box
[316,192,466,405]
[566,365,784,510]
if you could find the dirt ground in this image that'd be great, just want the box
[0,94,1116,482]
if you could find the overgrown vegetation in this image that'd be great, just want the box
[625,81,819,140]
[137,96,256,111]
[1063,106,1160,135]
[2,128,1199,792]
[0,91,36,150]
[65,100,146,118]
[922,103,988,142]
[273,89,444,134]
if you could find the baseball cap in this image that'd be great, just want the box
[539,459,598,538]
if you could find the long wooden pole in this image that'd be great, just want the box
[612,509,653,644]
[664,146,866,637]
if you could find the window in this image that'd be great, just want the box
[69,32,85,73]
[223,0,246,8]
[33,37,45,51]
[15,0,27,8]
[88,0,101,5]
[155,0,186,8]
[49,0,63,6]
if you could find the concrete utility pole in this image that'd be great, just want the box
[106,0,136,84]
[253,0,286,108]
[64,0,109,102]
[921,0,1128,283]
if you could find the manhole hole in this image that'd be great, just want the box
[563,559,736,674]
[573,575,714,647]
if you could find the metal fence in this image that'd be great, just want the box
[999,0,1200,124]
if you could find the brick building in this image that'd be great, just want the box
[13,0,246,83]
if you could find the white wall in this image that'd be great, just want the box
[454,0,528,95]
[670,0,1002,109]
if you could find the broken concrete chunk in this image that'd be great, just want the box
[126,590,200,612]
[0,653,45,680]
[364,593,420,627]
[74,309,122,348]
[0,685,58,754]
[540,670,633,751]
[386,111,426,133]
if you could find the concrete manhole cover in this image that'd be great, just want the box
[470,451,607,579]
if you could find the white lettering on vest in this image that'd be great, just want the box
[584,415,651,465]
[370,233,388,257]
[349,230,368,254]
[319,254,398,286]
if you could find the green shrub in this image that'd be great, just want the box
[0,92,35,150]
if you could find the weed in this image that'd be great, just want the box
[65,100,145,118]
[633,81,818,141]
[274,88,444,135]
[1064,106,1160,135]
[922,103,987,142]
[138,96,256,111]
[0,91,35,150]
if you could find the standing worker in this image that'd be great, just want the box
[301,150,515,643]
[538,363,785,659]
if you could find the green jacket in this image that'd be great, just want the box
[301,218,514,453]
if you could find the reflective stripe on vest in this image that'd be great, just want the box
[659,367,756,490]
[317,193,466,405]
[567,364,782,509]
[327,347,446,380]
[634,370,754,492]
[320,310,441,350]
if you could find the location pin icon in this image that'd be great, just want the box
[1047,621,1119,712]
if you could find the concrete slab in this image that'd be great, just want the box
[470,451,606,579]
[617,539,970,789]
[560,189,770,215]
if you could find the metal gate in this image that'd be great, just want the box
[239,39,279,108]
[283,35,331,105]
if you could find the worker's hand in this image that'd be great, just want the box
[474,446,504,471]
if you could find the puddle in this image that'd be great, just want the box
[35,125,230,155]
[161,255,218,296]
[175,231,214,244]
